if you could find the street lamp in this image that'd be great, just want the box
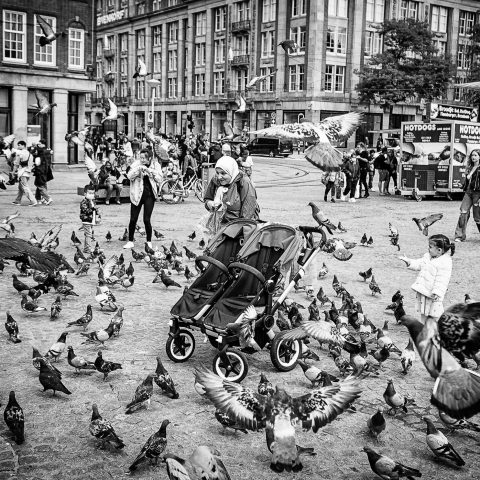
[147,78,161,131]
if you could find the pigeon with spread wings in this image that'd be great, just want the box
[32,90,57,116]
[250,112,362,171]
[101,98,118,123]
[247,69,278,89]
[412,213,443,236]
[36,15,62,46]
[194,366,361,472]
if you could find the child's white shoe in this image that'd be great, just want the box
[123,241,134,249]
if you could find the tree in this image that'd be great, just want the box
[355,19,456,108]
[462,24,480,105]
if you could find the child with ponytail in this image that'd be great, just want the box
[399,234,454,323]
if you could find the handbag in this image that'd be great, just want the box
[321,173,328,185]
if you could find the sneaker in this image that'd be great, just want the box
[28,202,38,207]
[11,201,20,205]
[330,198,335,203]
[146,241,153,249]
[116,199,121,204]
[348,198,356,203]
[454,238,463,243]
[370,187,376,192]
[123,241,135,249]
[105,200,110,205]
[324,197,328,202]
[45,199,53,205]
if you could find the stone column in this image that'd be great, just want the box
[11,86,28,143]
[78,94,86,162]
[53,89,69,164]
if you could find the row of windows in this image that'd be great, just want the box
[2,10,84,68]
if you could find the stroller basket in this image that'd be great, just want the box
[170,219,257,319]
[203,223,300,330]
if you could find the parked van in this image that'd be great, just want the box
[247,137,293,157]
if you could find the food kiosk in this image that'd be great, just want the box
[399,120,480,201]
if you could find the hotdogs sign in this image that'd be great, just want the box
[97,9,126,26]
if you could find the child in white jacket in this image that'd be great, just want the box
[399,234,454,323]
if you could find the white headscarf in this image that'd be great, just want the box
[215,155,239,185]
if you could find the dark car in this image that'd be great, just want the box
[247,137,293,157]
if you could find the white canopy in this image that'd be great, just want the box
[453,81,480,89]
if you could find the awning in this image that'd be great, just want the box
[453,81,480,89]
[368,129,401,134]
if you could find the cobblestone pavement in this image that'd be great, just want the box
[1,156,480,480]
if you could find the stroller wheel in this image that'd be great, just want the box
[166,329,196,363]
[212,348,248,383]
[270,335,301,372]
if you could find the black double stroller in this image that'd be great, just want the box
[166,219,327,381]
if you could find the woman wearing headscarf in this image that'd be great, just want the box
[123,149,163,249]
[203,155,259,228]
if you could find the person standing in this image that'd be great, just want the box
[11,141,37,206]
[374,147,389,195]
[356,144,370,198]
[123,149,163,249]
[454,149,480,242]
[323,170,337,203]
[342,153,360,203]
[79,184,101,255]
[32,139,53,205]
[384,149,399,194]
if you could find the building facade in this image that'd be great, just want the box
[0,0,96,164]
[89,0,480,145]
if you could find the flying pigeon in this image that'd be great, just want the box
[33,90,57,116]
[101,98,118,123]
[246,69,277,89]
[279,39,299,55]
[412,213,443,236]
[133,58,149,78]
[36,15,62,46]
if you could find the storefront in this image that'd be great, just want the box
[0,88,11,138]
[165,111,177,136]
[233,111,249,134]
[256,111,275,129]
[283,110,305,124]
[192,111,206,135]
[211,111,228,141]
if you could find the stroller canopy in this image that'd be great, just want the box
[205,218,258,256]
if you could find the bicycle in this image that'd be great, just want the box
[158,168,204,204]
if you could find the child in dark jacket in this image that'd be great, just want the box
[79,184,100,255]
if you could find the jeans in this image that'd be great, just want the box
[15,176,36,204]
[324,181,335,199]
[35,185,50,202]
[343,178,358,198]
[105,178,122,202]
[83,224,94,254]
[359,170,369,196]
[128,190,155,242]
[368,170,374,189]
[455,191,480,241]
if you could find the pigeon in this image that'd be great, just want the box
[81,323,115,346]
[390,233,400,250]
[125,374,156,414]
[316,287,331,306]
[258,373,275,396]
[296,360,325,387]
[195,366,361,472]
[164,446,231,480]
[367,407,386,441]
[89,404,125,450]
[337,222,347,233]
[399,314,480,418]
[125,262,134,277]
[401,339,415,374]
[94,351,122,380]
[66,305,93,330]
[118,228,128,242]
[183,246,197,260]
[45,332,68,361]
[38,358,71,395]
[4,391,24,444]
[359,268,372,282]
[36,15,62,45]
[33,89,57,116]
[438,410,480,434]
[160,270,181,288]
[132,58,149,78]
[199,238,205,249]
[94,286,117,312]
[121,276,135,289]
[214,409,248,434]
[32,347,61,376]
[21,294,47,313]
[129,419,171,472]
[131,249,146,262]
[57,285,79,298]
[423,416,465,466]
[105,231,112,243]
[383,379,410,415]
[360,233,368,245]
[67,346,96,373]
[71,231,81,246]
[108,306,125,337]
[370,346,391,367]
[246,69,277,89]
[12,274,31,293]
[278,39,300,54]
[332,275,345,297]
[363,446,422,480]
[317,262,328,279]
[412,213,443,236]
[154,356,179,399]
[75,262,91,276]
[188,231,196,241]
[308,202,336,231]
[388,223,398,237]
[367,236,374,246]
[101,98,118,123]
[369,276,381,295]
[154,229,164,240]
[184,266,195,281]
[5,311,21,343]
[50,296,62,320]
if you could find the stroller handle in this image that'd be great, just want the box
[195,255,230,275]
[298,225,325,234]
[228,262,266,285]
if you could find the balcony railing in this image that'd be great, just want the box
[231,54,249,66]
[103,49,115,58]
[231,20,251,32]
[113,96,130,105]
[88,95,104,106]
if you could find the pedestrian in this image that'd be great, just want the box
[454,149,480,242]
[374,147,389,195]
[32,139,53,205]
[368,149,376,191]
[384,148,399,194]
[11,140,37,206]
[240,148,253,180]
[121,136,134,167]
[356,144,370,198]
[98,161,122,205]
[203,155,259,234]
[322,170,337,203]
[123,149,163,249]
[399,234,454,323]
[342,152,360,203]
[79,183,101,255]
[376,135,383,152]
[183,148,198,184]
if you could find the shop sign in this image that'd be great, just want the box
[402,123,451,143]
[430,103,478,122]
[454,123,480,144]
[97,9,126,26]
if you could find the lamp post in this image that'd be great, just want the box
[147,78,161,132]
